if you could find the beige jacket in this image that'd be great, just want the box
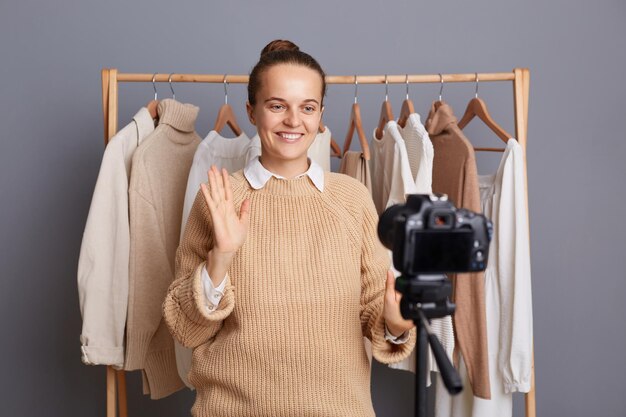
[77,107,154,367]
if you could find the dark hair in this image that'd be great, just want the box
[247,39,326,106]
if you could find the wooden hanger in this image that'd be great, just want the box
[374,75,395,139]
[319,119,342,158]
[457,74,511,143]
[343,76,370,160]
[213,75,243,136]
[398,75,415,128]
[343,103,370,160]
[213,103,243,136]
[457,97,510,143]
[146,100,158,120]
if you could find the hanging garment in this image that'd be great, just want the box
[426,101,491,399]
[369,120,418,215]
[434,139,533,417]
[163,168,416,417]
[366,120,422,366]
[77,107,155,367]
[124,99,201,399]
[339,151,372,193]
[337,148,375,362]
[176,130,260,389]
[389,113,455,381]
[307,126,332,171]
[398,112,434,194]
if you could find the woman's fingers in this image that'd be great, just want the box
[385,271,397,304]
[213,166,225,202]
[239,198,251,224]
[207,167,220,205]
[200,182,216,213]
[223,168,233,202]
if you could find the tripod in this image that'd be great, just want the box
[396,275,463,417]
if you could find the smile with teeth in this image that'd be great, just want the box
[276,132,304,141]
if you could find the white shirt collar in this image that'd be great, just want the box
[244,156,325,192]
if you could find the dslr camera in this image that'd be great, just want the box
[378,194,493,276]
[377,193,493,409]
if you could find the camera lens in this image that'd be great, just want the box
[378,204,406,250]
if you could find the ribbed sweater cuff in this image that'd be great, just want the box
[143,348,185,399]
[368,304,417,364]
[124,330,153,370]
[178,263,235,325]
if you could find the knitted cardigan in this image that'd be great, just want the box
[164,171,416,417]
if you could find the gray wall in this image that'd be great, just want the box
[1,0,625,416]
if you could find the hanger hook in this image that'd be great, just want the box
[405,74,410,101]
[475,72,479,98]
[354,75,359,104]
[223,75,229,105]
[168,73,175,100]
[384,74,389,102]
[438,73,444,101]
[152,73,158,100]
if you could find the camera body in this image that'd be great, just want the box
[378,194,493,275]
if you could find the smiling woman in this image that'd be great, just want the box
[163,39,417,417]
[246,63,323,176]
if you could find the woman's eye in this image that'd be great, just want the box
[303,106,315,113]
[270,104,285,111]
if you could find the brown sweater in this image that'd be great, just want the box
[125,99,201,399]
[164,171,416,417]
[426,101,491,399]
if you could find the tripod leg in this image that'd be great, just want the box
[415,320,428,417]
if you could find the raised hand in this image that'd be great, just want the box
[200,166,250,284]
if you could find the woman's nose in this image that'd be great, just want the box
[283,109,301,127]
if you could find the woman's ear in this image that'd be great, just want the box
[246,101,256,126]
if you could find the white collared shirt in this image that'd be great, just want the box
[244,156,325,192]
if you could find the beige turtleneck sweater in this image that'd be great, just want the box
[425,101,491,399]
[125,99,201,399]
[164,171,416,417]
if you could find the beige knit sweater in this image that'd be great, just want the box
[164,171,416,417]
[426,101,491,399]
[125,99,201,399]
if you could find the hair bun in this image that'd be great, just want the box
[261,39,300,57]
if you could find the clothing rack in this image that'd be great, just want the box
[100,67,533,417]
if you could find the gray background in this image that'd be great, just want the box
[1,0,624,416]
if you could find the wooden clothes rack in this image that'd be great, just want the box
[100,68,534,417]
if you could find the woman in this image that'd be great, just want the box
[164,40,416,417]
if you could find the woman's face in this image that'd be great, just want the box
[247,64,323,171]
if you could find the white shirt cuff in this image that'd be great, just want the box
[201,265,227,313]
[384,323,410,345]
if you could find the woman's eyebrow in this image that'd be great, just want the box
[264,97,320,105]
[264,97,286,103]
